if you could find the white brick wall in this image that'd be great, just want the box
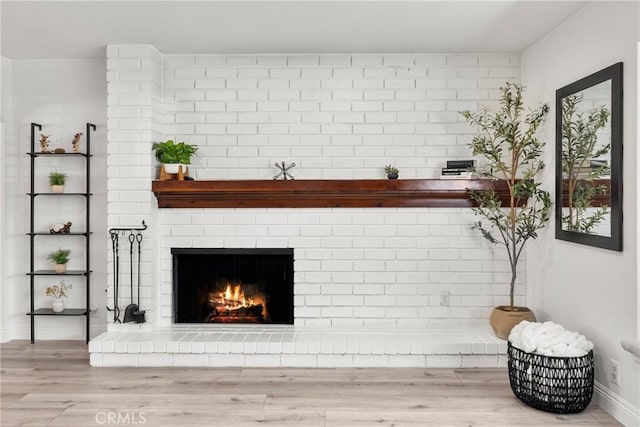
[107,48,525,330]
[107,45,163,324]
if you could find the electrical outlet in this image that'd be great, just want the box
[440,290,450,307]
[611,359,620,385]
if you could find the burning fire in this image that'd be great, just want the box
[221,283,254,309]
[208,281,266,321]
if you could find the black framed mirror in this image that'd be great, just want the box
[555,62,623,251]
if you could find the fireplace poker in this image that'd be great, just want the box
[123,233,139,323]
[132,232,146,323]
[106,231,121,323]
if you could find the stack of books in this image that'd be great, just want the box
[440,160,476,179]
[574,160,609,178]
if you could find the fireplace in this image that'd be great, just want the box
[172,248,294,324]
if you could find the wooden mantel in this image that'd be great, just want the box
[151,179,513,209]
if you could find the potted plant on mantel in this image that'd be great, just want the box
[384,165,399,179]
[461,83,552,339]
[152,139,197,180]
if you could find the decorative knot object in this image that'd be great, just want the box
[50,221,72,234]
[273,161,296,180]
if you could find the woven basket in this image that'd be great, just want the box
[507,341,594,414]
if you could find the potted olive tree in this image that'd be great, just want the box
[151,139,197,176]
[461,83,551,339]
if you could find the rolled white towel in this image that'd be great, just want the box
[568,335,593,353]
[550,343,570,356]
[509,320,529,340]
[521,335,537,353]
[537,347,555,357]
[537,321,564,334]
[565,347,588,357]
[508,320,594,357]
[548,330,579,347]
[535,337,552,351]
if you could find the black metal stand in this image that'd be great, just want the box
[107,221,147,324]
[28,122,96,344]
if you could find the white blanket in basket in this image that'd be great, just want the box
[509,320,593,357]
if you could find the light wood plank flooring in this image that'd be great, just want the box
[1,340,621,427]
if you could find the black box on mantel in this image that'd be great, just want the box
[446,160,476,169]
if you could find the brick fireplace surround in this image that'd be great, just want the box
[90,45,522,367]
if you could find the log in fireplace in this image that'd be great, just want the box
[172,248,294,324]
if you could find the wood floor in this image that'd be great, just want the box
[1,340,621,427]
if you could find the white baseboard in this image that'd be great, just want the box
[594,381,640,426]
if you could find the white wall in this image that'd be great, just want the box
[522,2,639,424]
[2,58,108,341]
[0,55,12,342]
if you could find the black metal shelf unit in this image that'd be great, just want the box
[28,122,96,344]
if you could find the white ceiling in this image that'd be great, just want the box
[1,1,587,59]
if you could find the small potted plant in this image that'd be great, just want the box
[384,165,399,179]
[48,171,66,193]
[46,280,72,312]
[151,139,198,175]
[47,248,71,273]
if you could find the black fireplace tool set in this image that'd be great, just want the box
[107,221,147,324]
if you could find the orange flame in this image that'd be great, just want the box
[209,281,266,319]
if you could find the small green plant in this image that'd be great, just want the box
[46,280,72,299]
[461,83,551,308]
[152,139,198,164]
[47,248,71,265]
[384,165,399,175]
[48,171,66,186]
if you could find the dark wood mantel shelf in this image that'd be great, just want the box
[151,179,513,209]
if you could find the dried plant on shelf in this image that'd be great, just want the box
[39,134,51,153]
[45,280,72,299]
[71,132,83,153]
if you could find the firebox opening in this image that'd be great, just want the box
[172,248,294,324]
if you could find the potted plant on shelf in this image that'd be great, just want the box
[47,248,71,274]
[48,171,66,193]
[384,165,399,179]
[461,82,551,339]
[151,139,198,177]
[46,280,72,312]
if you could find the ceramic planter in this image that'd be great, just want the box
[163,163,184,174]
[489,305,536,339]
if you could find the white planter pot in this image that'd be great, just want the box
[54,264,67,274]
[51,185,64,193]
[52,299,64,313]
[163,163,184,174]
